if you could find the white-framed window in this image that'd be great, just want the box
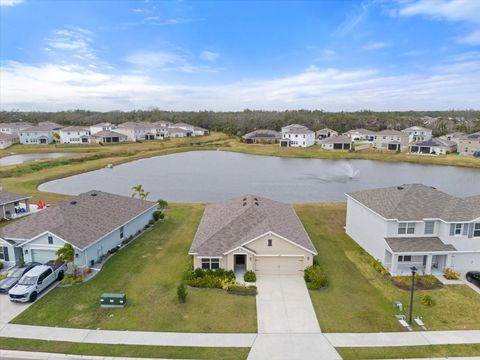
[398,222,415,235]
[47,235,53,244]
[474,223,480,237]
[424,221,435,235]
[455,223,462,235]
[268,239,272,247]
[0,247,5,260]
[201,258,220,270]
[398,255,412,262]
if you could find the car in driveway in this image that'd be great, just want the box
[8,261,66,303]
[0,262,41,294]
[466,271,480,288]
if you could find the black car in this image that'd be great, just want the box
[466,271,480,288]
[0,262,41,293]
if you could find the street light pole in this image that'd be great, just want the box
[409,266,418,324]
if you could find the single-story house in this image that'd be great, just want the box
[189,195,317,275]
[439,132,465,147]
[0,133,19,149]
[319,135,352,150]
[0,191,156,269]
[193,126,209,136]
[91,130,128,144]
[0,190,31,220]
[242,130,281,143]
[409,138,457,155]
[317,128,338,140]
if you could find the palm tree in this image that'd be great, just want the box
[157,199,168,210]
[131,184,150,200]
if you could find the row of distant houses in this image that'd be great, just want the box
[0,121,209,149]
[241,124,480,156]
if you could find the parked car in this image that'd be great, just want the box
[466,271,480,288]
[8,261,66,303]
[0,262,41,294]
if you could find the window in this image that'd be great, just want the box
[398,255,412,262]
[201,258,220,270]
[398,222,415,235]
[268,239,272,247]
[424,221,435,235]
[120,226,124,239]
[47,236,53,244]
[0,247,4,260]
[455,223,462,235]
[474,223,480,237]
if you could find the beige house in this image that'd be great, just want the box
[458,132,480,156]
[189,195,317,275]
[373,130,410,151]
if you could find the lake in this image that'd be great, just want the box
[0,153,75,166]
[39,151,480,203]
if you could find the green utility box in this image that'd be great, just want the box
[100,293,126,308]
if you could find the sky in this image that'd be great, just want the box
[0,0,479,112]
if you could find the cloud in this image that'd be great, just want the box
[0,0,23,6]
[363,42,390,50]
[125,51,217,73]
[2,58,479,111]
[45,27,97,62]
[322,49,336,56]
[402,49,429,56]
[335,0,375,36]
[200,50,220,61]
[458,30,480,45]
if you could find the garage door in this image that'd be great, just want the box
[31,249,57,264]
[255,256,304,275]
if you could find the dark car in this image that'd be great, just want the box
[0,262,41,293]
[466,271,480,288]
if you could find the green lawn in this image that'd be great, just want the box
[12,204,257,333]
[295,203,480,333]
[337,344,480,359]
[0,337,249,360]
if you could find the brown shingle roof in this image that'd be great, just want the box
[0,191,156,250]
[189,195,317,256]
[385,237,456,253]
[0,191,31,206]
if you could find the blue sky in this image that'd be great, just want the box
[1,0,479,111]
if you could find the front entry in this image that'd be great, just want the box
[234,254,246,271]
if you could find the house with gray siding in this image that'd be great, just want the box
[346,184,480,276]
[0,191,156,269]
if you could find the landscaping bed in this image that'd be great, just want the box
[182,268,257,296]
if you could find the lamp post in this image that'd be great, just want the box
[409,266,418,324]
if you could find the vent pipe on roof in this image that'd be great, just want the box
[397,186,404,190]
[70,201,77,205]
[91,193,97,197]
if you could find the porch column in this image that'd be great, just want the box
[445,254,453,269]
[25,199,30,213]
[425,254,433,275]
[391,254,398,275]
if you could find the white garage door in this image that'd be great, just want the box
[255,256,304,275]
[31,249,57,264]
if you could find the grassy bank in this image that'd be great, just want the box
[0,337,249,360]
[222,141,480,169]
[295,203,480,333]
[12,204,257,333]
[337,344,480,359]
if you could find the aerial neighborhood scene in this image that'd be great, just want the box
[1,1,480,360]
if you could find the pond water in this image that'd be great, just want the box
[0,153,75,166]
[39,151,480,203]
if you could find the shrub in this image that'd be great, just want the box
[62,273,83,285]
[444,268,460,280]
[372,258,389,275]
[304,265,328,290]
[420,294,435,307]
[0,273,7,280]
[177,283,187,303]
[153,210,164,221]
[82,267,92,276]
[149,219,155,225]
[243,270,256,282]
[184,268,236,289]
[391,274,440,290]
[0,261,3,270]
[221,278,238,290]
[227,285,257,296]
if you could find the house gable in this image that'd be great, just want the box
[244,232,316,256]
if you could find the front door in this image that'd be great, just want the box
[234,254,246,270]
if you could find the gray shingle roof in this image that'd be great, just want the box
[60,126,89,132]
[242,130,281,139]
[22,123,62,132]
[0,133,18,140]
[189,195,317,256]
[92,130,127,138]
[385,237,456,253]
[0,191,31,206]
[0,191,156,250]
[319,135,352,144]
[376,129,406,136]
[347,184,480,222]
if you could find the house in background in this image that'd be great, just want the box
[403,126,433,143]
[317,128,338,140]
[242,130,281,143]
[0,191,156,269]
[151,121,171,139]
[319,135,352,150]
[19,122,63,145]
[373,130,410,151]
[346,184,480,276]
[168,127,192,138]
[173,123,195,135]
[189,195,317,275]
[0,122,32,136]
[343,128,376,142]
[116,122,156,141]
[59,126,91,144]
[280,124,315,148]
[458,132,480,156]
[409,138,457,155]
[91,130,128,144]
[90,122,117,135]
[439,132,465,147]
[0,133,19,149]
[0,190,31,220]
[193,126,209,136]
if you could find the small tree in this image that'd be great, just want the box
[157,199,169,210]
[177,282,187,303]
[131,184,150,200]
[55,243,75,275]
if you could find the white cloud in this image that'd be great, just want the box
[0,0,23,6]
[45,27,97,62]
[363,42,390,50]
[125,51,218,73]
[200,50,220,61]
[335,0,375,36]
[322,49,336,56]
[1,58,479,111]
[458,30,480,45]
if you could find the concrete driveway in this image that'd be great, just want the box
[248,275,341,360]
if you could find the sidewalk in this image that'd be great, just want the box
[0,350,171,360]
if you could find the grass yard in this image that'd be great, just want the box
[12,204,257,333]
[0,337,249,360]
[337,344,480,359]
[222,141,480,169]
[295,203,480,333]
